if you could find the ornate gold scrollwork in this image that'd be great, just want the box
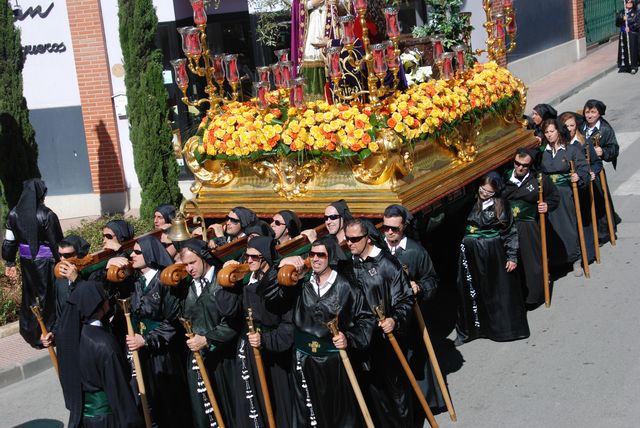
[183,136,239,194]
[350,128,414,186]
[439,120,480,162]
[251,156,329,200]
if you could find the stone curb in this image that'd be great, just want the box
[545,64,618,108]
[0,321,19,339]
[0,352,52,389]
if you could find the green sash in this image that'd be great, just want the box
[83,390,112,417]
[294,329,338,357]
[133,317,161,335]
[465,225,500,238]
[549,173,571,187]
[510,200,537,222]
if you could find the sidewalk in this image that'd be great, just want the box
[0,40,619,391]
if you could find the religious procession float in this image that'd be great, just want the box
[171,0,531,218]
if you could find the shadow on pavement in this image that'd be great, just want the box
[13,420,64,428]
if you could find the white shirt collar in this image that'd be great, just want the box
[194,265,215,296]
[143,269,158,285]
[586,119,601,132]
[385,236,407,254]
[87,319,103,327]
[509,170,529,187]
[309,269,337,297]
[482,198,495,210]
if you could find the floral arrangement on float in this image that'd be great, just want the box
[188,61,525,165]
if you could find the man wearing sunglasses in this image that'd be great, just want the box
[209,206,257,247]
[179,238,238,427]
[503,148,560,307]
[344,218,415,428]
[270,209,302,244]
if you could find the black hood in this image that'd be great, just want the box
[104,220,134,243]
[154,204,176,224]
[59,235,91,258]
[15,178,47,258]
[245,220,275,239]
[329,199,354,221]
[247,235,278,267]
[231,206,257,229]
[137,235,173,270]
[312,235,347,267]
[533,104,558,121]
[180,238,222,269]
[279,210,301,238]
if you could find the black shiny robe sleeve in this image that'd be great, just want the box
[78,325,142,428]
[596,120,620,167]
[394,238,439,301]
[2,205,63,264]
[466,199,519,262]
[354,251,414,336]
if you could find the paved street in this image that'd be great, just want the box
[1,69,639,428]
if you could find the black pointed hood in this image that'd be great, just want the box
[137,235,173,270]
[15,178,47,258]
[247,236,278,267]
[59,235,91,258]
[104,220,134,243]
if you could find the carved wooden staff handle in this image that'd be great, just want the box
[159,263,188,287]
[54,255,95,279]
[277,258,311,286]
[216,263,251,287]
[106,262,134,283]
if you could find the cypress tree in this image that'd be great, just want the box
[0,1,40,213]
[118,0,181,220]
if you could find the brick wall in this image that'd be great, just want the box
[572,0,585,39]
[67,0,126,194]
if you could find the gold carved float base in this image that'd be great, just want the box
[187,117,535,217]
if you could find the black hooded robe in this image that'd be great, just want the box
[456,198,530,342]
[2,179,63,347]
[351,248,416,428]
[616,8,640,72]
[503,171,560,305]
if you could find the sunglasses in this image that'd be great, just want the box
[514,160,531,168]
[345,234,367,243]
[245,253,264,262]
[479,186,495,195]
[382,224,401,233]
[272,219,285,226]
[103,233,115,240]
[309,250,328,259]
[59,251,76,259]
[226,215,241,224]
[132,249,143,255]
[324,214,341,221]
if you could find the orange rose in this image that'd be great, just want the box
[387,117,397,128]
[362,133,372,144]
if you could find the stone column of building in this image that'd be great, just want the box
[66,0,126,197]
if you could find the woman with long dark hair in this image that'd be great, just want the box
[455,172,529,345]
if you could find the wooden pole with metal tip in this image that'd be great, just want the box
[584,146,601,263]
[373,305,439,428]
[325,316,375,428]
[569,161,590,278]
[592,134,617,246]
[118,298,152,428]
[246,308,276,428]
[30,299,58,376]
[538,173,551,307]
[180,318,226,428]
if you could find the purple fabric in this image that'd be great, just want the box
[19,243,53,259]
[291,0,303,77]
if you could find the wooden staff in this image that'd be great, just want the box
[537,174,551,307]
[569,161,590,278]
[584,146,601,263]
[180,318,226,428]
[30,299,58,376]
[372,305,439,428]
[118,298,152,428]
[413,304,457,421]
[246,308,276,428]
[592,134,617,246]
[325,316,375,428]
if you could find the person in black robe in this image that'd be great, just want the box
[245,219,276,241]
[344,218,415,428]
[616,1,640,74]
[209,206,257,247]
[57,280,142,428]
[539,118,590,275]
[273,236,374,427]
[126,235,192,427]
[153,204,176,230]
[503,149,560,307]
[526,103,558,146]
[219,236,294,428]
[270,209,302,245]
[179,239,239,428]
[582,99,622,245]
[42,235,91,348]
[561,112,602,263]
[2,178,63,348]
[381,204,445,420]
[455,172,530,344]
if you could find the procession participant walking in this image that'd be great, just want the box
[503,149,560,307]
[382,204,445,418]
[270,209,302,245]
[455,172,529,345]
[582,100,622,244]
[278,236,375,428]
[539,119,590,276]
[42,235,91,348]
[615,0,640,74]
[126,235,192,427]
[2,178,63,348]
[56,280,142,428]
[153,204,176,230]
[344,218,415,428]
[221,236,295,428]
[527,103,558,144]
[179,239,239,428]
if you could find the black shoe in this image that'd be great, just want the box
[631,69,638,75]
[453,335,466,347]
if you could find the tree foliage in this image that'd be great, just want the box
[118,0,181,220]
[0,1,40,214]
